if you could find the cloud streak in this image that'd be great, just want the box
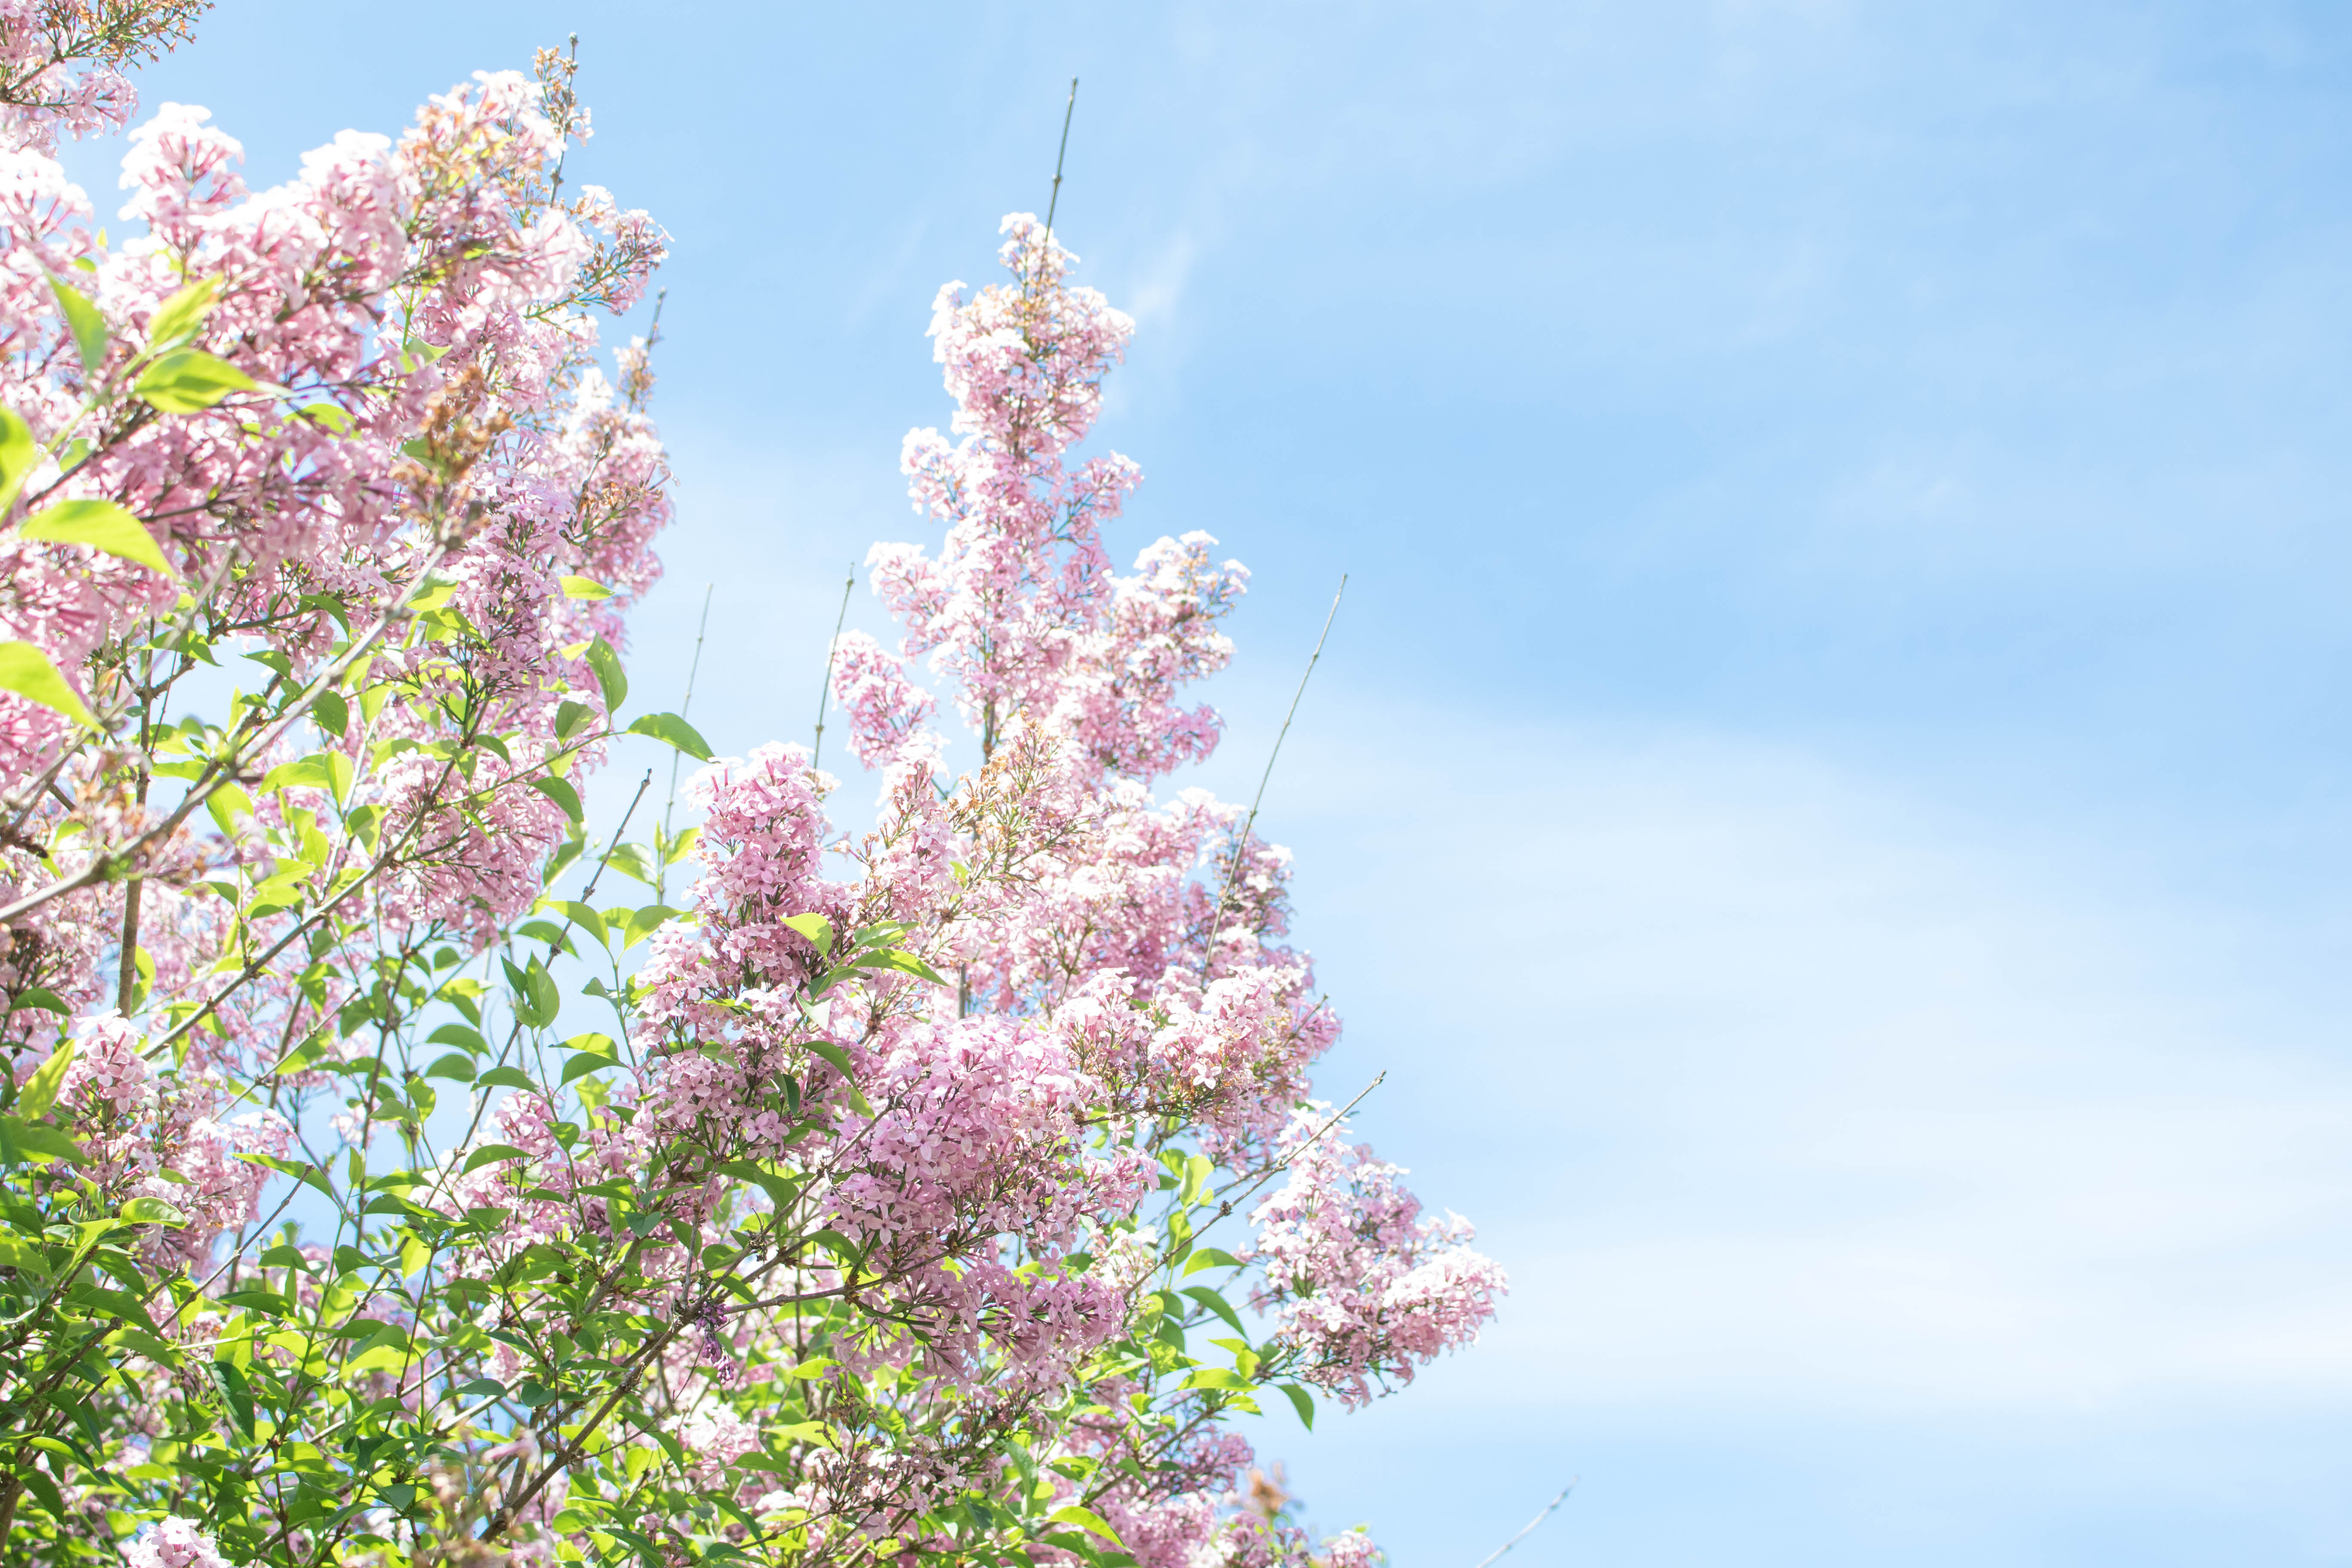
[1261,695,2352,1417]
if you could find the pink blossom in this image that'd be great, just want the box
[0,21,1505,1548]
[1245,1107,1507,1407]
[1319,1531,1383,1568]
[59,1014,152,1121]
[122,1517,233,1568]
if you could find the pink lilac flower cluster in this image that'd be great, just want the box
[1246,1106,1508,1408]
[1038,1399,1379,1568]
[0,14,1503,1557]
[0,52,667,948]
[0,24,668,1307]
[0,0,196,154]
[867,216,1240,784]
[122,1516,233,1568]
[573,213,1499,1565]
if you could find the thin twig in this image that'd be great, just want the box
[1201,574,1345,976]
[579,771,655,907]
[810,564,854,771]
[1470,1482,1577,1568]
[0,545,449,928]
[657,583,714,901]
[628,288,667,413]
[1044,79,1079,240]
[1180,1069,1386,1259]
[546,33,579,199]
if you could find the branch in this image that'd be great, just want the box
[0,545,450,928]
[1470,1482,1577,1568]
[1200,575,1344,977]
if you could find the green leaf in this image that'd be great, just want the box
[799,1040,874,1116]
[236,1152,332,1197]
[501,959,560,1029]
[560,575,612,600]
[146,276,220,352]
[528,775,583,824]
[781,913,834,959]
[298,401,355,435]
[534,896,605,948]
[625,711,712,761]
[601,842,659,887]
[554,699,594,741]
[0,1115,82,1164]
[11,1457,66,1520]
[584,636,626,714]
[521,957,560,1026]
[206,782,253,836]
[119,1196,188,1226]
[312,689,349,738]
[809,1229,870,1269]
[733,1452,794,1476]
[1276,1382,1316,1430]
[422,1053,477,1083]
[1180,1366,1246,1392]
[0,405,37,516]
[1180,1285,1246,1337]
[717,1159,801,1211]
[49,274,107,377]
[18,497,178,579]
[14,1039,74,1119]
[135,349,257,413]
[515,918,574,954]
[1049,1507,1127,1549]
[801,1039,858,1083]
[104,1324,184,1368]
[343,1322,414,1372]
[297,590,352,634]
[542,832,582,883]
[559,1050,619,1085]
[70,1280,154,1329]
[19,1436,82,1468]
[1038,1533,1105,1568]
[7,985,68,1016]
[420,1029,483,1063]
[0,640,92,726]
[462,1144,533,1173]
[1182,1247,1243,1277]
[475,1066,536,1092]
[262,753,346,799]
[851,947,948,987]
[1178,1152,1213,1207]
[622,904,679,950]
[207,1356,255,1439]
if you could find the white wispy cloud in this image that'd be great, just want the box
[1248,692,2352,1417]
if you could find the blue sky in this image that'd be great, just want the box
[86,2,2352,1562]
